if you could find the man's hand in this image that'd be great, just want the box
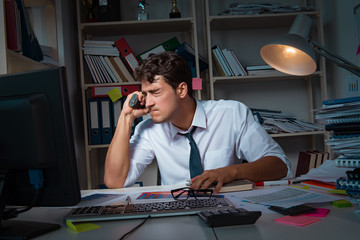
[123,92,149,119]
[190,166,237,193]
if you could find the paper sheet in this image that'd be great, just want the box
[227,186,343,208]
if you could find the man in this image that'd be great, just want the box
[104,51,292,193]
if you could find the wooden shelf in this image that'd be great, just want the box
[270,131,328,138]
[212,71,323,84]
[80,18,194,36]
[209,11,318,30]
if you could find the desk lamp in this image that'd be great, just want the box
[260,14,360,77]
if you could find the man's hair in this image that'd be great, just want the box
[134,51,193,96]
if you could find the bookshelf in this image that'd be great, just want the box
[205,0,329,173]
[76,0,202,188]
[0,0,62,74]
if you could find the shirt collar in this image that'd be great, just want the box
[168,99,207,139]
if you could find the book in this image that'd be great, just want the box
[322,96,360,106]
[296,151,317,177]
[5,0,21,51]
[222,49,242,76]
[211,48,226,76]
[104,56,122,83]
[113,56,136,82]
[175,42,208,73]
[115,38,139,72]
[210,179,254,193]
[138,37,181,61]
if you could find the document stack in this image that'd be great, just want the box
[251,108,323,134]
[314,96,360,211]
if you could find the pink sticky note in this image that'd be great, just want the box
[275,215,321,227]
[192,78,202,90]
[303,208,329,217]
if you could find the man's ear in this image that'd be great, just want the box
[177,82,188,99]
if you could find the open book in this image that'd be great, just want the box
[211,179,254,193]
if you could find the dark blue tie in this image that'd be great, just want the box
[184,127,203,178]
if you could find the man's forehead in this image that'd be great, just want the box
[141,75,164,90]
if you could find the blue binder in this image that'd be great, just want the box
[88,98,101,145]
[100,98,113,144]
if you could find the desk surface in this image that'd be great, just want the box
[14,185,360,240]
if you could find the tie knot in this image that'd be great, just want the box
[183,127,196,141]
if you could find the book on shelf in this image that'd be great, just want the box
[211,45,233,76]
[222,49,243,76]
[210,179,254,193]
[113,56,136,82]
[229,49,247,76]
[295,151,328,177]
[175,42,208,74]
[211,48,226,77]
[115,38,139,72]
[104,56,123,83]
[5,0,21,51]
[245,64,274,71]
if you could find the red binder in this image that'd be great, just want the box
[5,0,21,51]
[115,38,139,72]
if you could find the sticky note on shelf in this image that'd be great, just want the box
[275,215,321,227]
[192,78,202,90]
[107,88,123,102]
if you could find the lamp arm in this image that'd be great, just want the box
[311,40,360,77]
[310,40,360,76]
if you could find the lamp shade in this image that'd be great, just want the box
[260,14,317,76]
[260,34,317,76]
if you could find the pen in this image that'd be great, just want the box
[255,180,291,186]
[126,195,132,205]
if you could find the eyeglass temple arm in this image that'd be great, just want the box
[311,40,360,77]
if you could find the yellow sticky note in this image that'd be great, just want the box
[328,189,347,195]
[107,88,123,102]
[66,220,101,233]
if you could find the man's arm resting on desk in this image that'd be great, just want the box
[191,156,288,193]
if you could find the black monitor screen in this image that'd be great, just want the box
[0,67,81,238]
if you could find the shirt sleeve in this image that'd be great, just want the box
[235,103,293,179]
[123,119,155,187]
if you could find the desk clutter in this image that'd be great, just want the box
[314,96,360,212]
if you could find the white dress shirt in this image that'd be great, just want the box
[124,99,292,187]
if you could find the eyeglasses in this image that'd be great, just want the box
[171,187,213,200]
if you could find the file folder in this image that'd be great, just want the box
[100,98,113,144]
[91,85,140,98]
[115,38,139,72]
[88,98,101,145]
[138,37,181,60]
[112,98,124,132]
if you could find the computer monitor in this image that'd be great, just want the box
[0,67,81,239]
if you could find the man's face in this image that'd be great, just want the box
[141,75,181,123]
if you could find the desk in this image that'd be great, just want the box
[15,185,360,240]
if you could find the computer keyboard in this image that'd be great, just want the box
[65,198,234,223]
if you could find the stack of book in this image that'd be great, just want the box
[211,44,247,77]
[314,96,360,209]
[251,108,323,134]
[82,40,135,83]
